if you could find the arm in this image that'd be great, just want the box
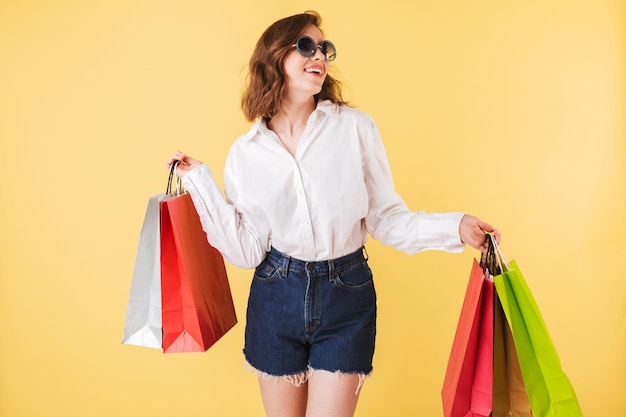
[166,152,269,268]
[360,123,499,253]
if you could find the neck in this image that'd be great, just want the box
[269,95,316,135]
[267,95,317,157]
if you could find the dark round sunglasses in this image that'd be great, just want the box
[293,36,337,62]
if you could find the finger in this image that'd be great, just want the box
[480,221,496,233]
[479,234,489,252]
[473,240,487,252]
[165,152,187,170]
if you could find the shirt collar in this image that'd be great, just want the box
[242,100,339,141]
[315,99,339,117]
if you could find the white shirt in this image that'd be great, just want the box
[182,100,464,269]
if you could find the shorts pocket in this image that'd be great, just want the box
[253,258,281,283]
[334,261,374,292]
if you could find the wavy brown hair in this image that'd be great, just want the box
[241,11,347,122]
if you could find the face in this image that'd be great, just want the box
[283,25,329,99]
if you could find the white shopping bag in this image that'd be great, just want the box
[122,194,165,349]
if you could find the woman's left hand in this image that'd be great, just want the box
[459,214,501,252]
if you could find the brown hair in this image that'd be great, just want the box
[241,11,347,122]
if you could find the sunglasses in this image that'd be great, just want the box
[293,36,337,62]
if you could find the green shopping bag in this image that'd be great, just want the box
[491,239,583,417]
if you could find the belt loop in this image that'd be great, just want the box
[362,246,369,261]
[328,259,335,281]
[281,255,290,277]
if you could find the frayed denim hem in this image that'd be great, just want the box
[244,361,312,387]
[244,361,372,395]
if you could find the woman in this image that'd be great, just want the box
[167,11,500,417]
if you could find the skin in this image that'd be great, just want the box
[268,25,329,157]
[166,23,500,417]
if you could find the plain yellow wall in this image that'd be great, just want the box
[1,1,624,416]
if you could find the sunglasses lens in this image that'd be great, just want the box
[321,41,336,61]
[296,37,316,57]
[295,37,337,61]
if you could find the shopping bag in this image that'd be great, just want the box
[471,276,494,416]
[441,259,494,417]
[492,292,532,417]
[491,238,583,417]
[122,193,165,349]
[160,182,237,353]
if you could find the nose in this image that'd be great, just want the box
[312,44,325,61]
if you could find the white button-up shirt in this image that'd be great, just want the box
[182,100,464,269]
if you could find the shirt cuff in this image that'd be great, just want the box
[418,211,465,252]
[181,164,226,208]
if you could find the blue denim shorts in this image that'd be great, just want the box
[243,247,377,380]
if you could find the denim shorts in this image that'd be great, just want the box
[243,246,377,380]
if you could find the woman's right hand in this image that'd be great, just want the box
[166,151,202,178]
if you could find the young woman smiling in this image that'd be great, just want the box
[167,11,500,417]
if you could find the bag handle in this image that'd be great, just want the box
[481,233,509,277]
[166,161,184,196]
[481,237,498,278]
[489,233,509,273]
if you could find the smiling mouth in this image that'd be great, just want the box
[304,67,323,75]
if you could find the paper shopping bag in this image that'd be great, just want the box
[493,260,583,417]
[441,259,494,417]
[492,292,532,417]
[160,192,237,353]
[122,194,165,349]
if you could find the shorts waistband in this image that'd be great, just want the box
[265,247,368,277]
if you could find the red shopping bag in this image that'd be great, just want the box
[442,259,494,417]
[160,191,237,353]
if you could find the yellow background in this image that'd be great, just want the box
[1,1,624,416]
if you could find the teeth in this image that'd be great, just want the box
[305,68,322,74]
